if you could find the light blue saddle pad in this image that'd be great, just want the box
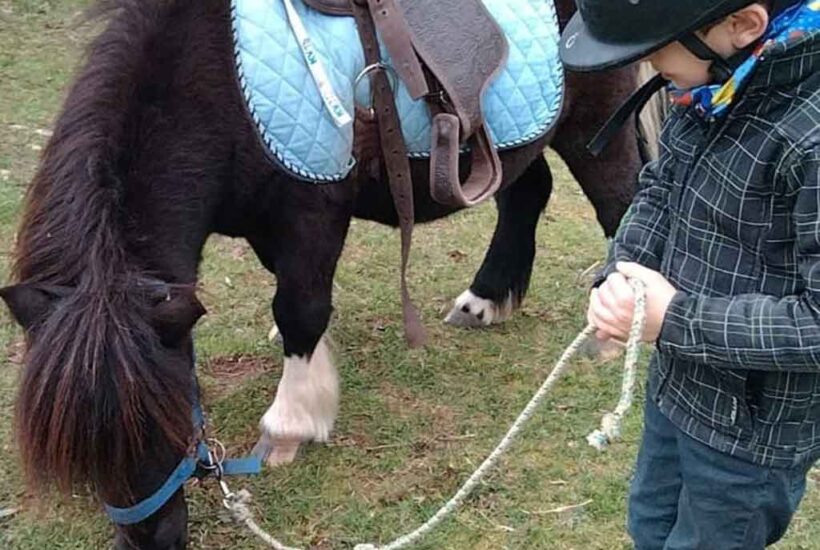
[232,0,564,182]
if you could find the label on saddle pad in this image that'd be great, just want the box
[232,0,564,182]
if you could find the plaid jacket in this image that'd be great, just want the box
[604,31,820,468]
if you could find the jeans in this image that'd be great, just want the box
[628,394,812,549]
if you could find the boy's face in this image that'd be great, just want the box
[645,3,770,89]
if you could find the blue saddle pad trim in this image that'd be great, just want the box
[232,0,563,182]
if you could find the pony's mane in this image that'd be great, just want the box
[12,0,194,495]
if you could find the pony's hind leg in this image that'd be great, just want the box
[446,156,552,327]
[247,196,352,466]
[551,69,641,238]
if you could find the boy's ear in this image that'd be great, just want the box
[0,284,56,331]
[729,4,770,50]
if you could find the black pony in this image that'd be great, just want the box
[1,0,642,547]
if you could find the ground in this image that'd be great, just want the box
[0,1,817,548]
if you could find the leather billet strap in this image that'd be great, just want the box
[367,0,429,99]
[350,0,427,348]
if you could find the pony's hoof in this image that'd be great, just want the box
[581,337,625,361]
[445,290,513,327]
[251,434,301,467]
[268,324,283,344]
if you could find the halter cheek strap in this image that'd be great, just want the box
[103,400,262,526]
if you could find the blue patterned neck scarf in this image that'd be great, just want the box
[671,0,820,119]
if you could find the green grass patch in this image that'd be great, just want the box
[0,3,817,549]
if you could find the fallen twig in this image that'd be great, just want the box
[524,499,592,515]
[576,261,602,284]
[0,507,19,520]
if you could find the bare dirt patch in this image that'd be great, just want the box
[201,354,277,399]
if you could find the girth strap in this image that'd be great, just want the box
[351,0,427,347]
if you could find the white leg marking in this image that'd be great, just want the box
[260,338,339,444]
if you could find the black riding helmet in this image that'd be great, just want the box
[560,0,801,75]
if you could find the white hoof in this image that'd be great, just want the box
[445,290,514,327]
[268,323,282,344]
[257,339,339,465]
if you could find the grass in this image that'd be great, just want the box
[0,1,818,548]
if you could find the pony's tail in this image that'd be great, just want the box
[9,0,196,494]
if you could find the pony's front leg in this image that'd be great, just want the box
[256,333,338,466]
[248,201,351,467]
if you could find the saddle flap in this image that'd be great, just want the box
[398,0,508,137]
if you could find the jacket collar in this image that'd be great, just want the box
[746,30,820,91]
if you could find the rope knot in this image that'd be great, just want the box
[586,279,646,452]
[224,489,255,522]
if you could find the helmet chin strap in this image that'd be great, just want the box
[679,33,756,82]
[586,32,761,159]
[586,73,667,161]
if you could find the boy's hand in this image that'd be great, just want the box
[587,262,677,343]
[588,270,635,342]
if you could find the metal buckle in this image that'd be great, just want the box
[192,437,237,507]
[423,88,451,109]
[353,62,399,119]
[198,438,227,472]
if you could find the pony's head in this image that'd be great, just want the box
[2,279,205,548]
[0,0,234,545]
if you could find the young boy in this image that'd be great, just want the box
[560,1,820,548]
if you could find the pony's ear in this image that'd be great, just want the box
[0,284,55,331]
[151,287,206,346]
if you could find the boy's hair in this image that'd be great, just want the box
[701,0,772,33]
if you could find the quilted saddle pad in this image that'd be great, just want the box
[232,0,564,182]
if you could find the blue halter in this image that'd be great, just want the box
[103,393,262,525]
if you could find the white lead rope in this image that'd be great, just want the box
[222,281,647,549]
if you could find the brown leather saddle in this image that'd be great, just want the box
[306,0,508,208]
[303,0,509,347]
